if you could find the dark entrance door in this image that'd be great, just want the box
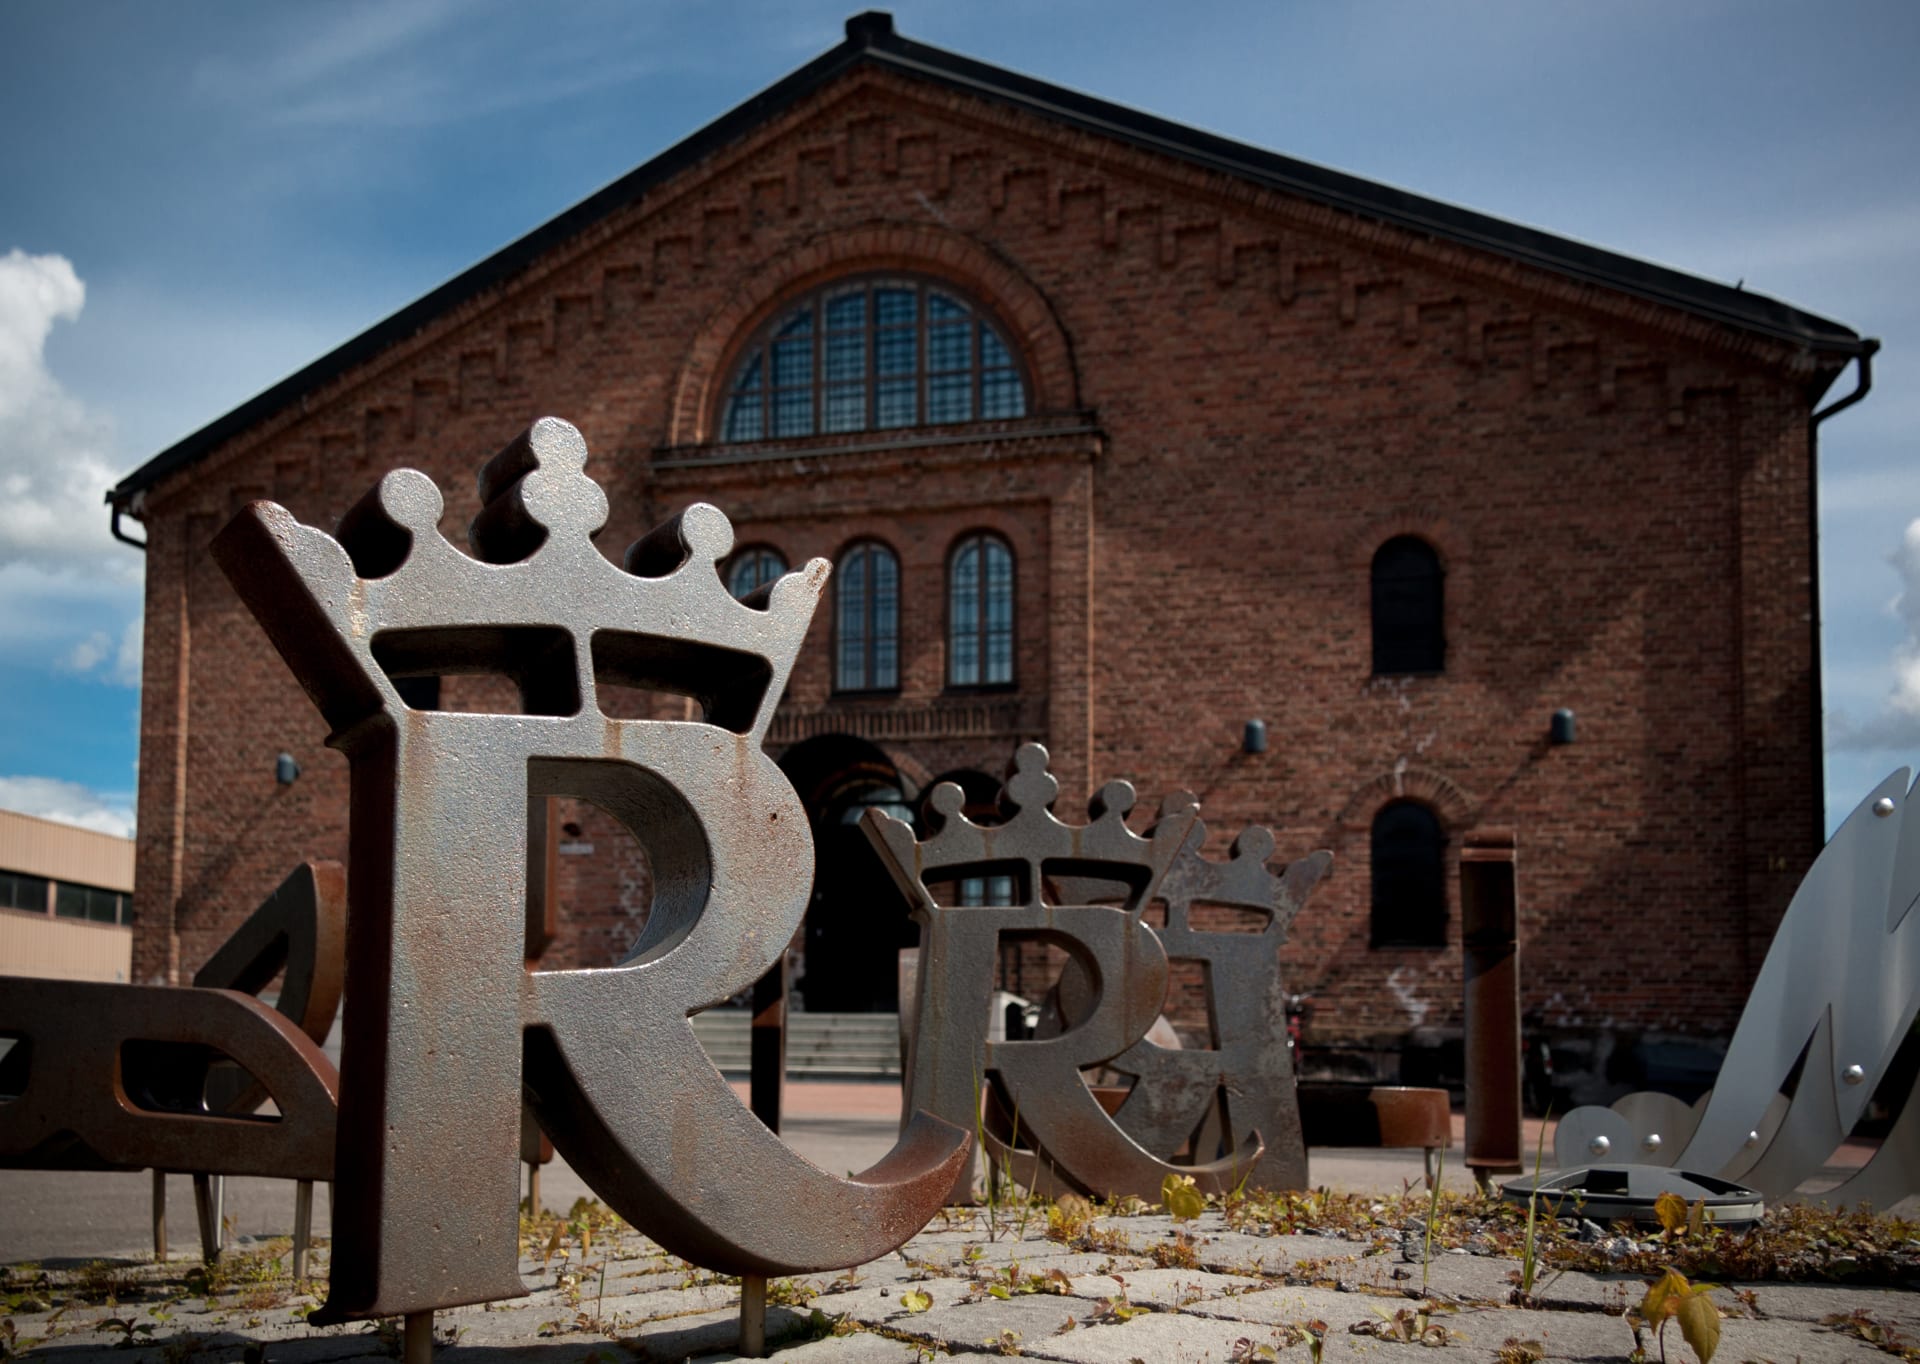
[777,734,919,1012]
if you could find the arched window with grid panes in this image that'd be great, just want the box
[720,276,1027,441]
[835,540,900,692]
[948,532,1014,688]
[725,545,787,601]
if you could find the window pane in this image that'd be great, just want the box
[837,549,868,689]
[823,383,866,433]
[875,327,916,376]
[876,378,916,429]
[776,307,814,338]
[951,543,979,686]
[825,291,866,331]
[772,387,813,437]
[928,291,968,322]
[980,372,1025,419]
[980,329,1012,368]
[928,324,970,372]
[731,352,764,392]
[825,332,865,383]
[772,336,812,388]
[872,549,899,689]
[723,393,764,442]
[0,871,47,912]
[875,287,916,326]
[54,882,87,918]
[928,372,972,424]
[728,548,787,599]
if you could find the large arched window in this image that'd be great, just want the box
[1371,800,1447,947]
[720,276,1027,442]
[835,541,900,692]
[1371,536,1445,674]
[948,533,1014,687]
[725,545,787,600]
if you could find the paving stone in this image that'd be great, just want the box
[835,1275,980,1326]
[1017,1307,1307,1362]
[895,1293,1086,1354]
[1733,1279,1920,1327]
[691,1329,931,1362]
[1061,1267,1262,1308]
[1182,1231,1363,1275]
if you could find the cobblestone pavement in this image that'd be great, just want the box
[5,1201,1918,1364]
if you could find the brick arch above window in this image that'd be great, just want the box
[666,224,1079,446]
[1336,764,1477,833]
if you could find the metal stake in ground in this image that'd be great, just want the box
[739,1274,767,1357]
[403,1310,433,1364]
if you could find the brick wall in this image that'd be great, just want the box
[127,68,1826,1059]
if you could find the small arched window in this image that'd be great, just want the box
[720,276,1027,442]
[1371,800,1447,947]
[835,541,900,692]
[1371,536,1445,674]
[948,533,1014,687]
[726,545,787,600]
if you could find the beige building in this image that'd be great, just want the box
[0,809,135,983]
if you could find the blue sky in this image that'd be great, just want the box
[0,0,1915,838]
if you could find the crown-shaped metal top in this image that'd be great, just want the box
[862,743,1201,913]
[211,418,825,746]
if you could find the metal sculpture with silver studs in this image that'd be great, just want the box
[1546,769,1920,1209]
[211,418,969,1350]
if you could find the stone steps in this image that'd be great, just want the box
[690,1009,901,1078]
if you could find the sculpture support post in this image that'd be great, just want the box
[1461,829,1521,1185]
[739,1274,767,1357]
[151,1170,167,1262]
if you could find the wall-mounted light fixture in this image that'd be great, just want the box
[275,752,302,785]
[1242,719,1268,755]
[1549,709,1576,745]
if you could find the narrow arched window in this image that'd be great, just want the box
[726,545,787,600]
[720,276,1027,441]
[948,533,1014,687]
[1371,536,1445,674]
[835,541,899,692]
[1371,801,1447,947]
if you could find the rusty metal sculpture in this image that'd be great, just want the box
[864,743,1329,1202]
[0,860,345,1273]
[210,418,968,1337]
[178,860,345,1270]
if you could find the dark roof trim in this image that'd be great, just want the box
[111,11,1867,506]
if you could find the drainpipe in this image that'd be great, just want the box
[1808,339,1880,845]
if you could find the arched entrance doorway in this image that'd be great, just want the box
[777,734,919,1012]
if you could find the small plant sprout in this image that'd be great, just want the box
[1638,1268,1721,1364]
[1517,1106,1552,1301]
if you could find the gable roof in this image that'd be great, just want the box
[110,11,1869,509]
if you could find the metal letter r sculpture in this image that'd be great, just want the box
[211,418,968,1321]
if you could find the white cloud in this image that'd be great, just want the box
[115,615,143,688]
[0,248,130,582]
[60,631,111,673]
[0,775,134,838]
[1829,516,1920,751]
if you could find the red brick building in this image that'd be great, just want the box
[109,14,1871,1092]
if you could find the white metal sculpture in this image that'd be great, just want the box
[1555,768,1920,1207]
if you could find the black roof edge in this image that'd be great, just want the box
[110,10,1868,507]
